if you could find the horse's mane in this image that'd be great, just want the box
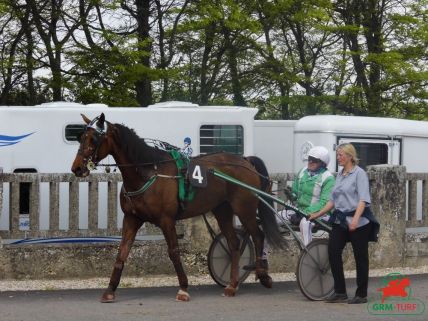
[114,123,171,165]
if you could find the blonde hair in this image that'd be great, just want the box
[337,143,359,165]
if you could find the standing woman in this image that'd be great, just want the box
[309,143,379,304]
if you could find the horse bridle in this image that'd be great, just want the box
[78,117,106,171]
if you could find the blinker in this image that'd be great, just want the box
[87,116,106,134]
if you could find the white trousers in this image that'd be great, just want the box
[299,218,314,246]
[261,210,329,258]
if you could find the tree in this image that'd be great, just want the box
[26,0,83,101]
[333,0,427,116]
[0,0,425,120]
[248,0,341,118]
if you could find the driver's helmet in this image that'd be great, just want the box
[184,137,191,145]
[307,146,330,166]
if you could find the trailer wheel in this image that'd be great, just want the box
[296,238,334,300]
[207,230,255,287]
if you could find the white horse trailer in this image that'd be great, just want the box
[0,101,258,236]
[293,115,428,173]
[253,115,428,223]
[253,120,297,173]
[252,115,428,173]
[293,115,428,222]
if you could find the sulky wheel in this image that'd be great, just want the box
[296,238,334,300]
[207,229,255,287]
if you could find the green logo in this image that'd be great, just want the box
[368,273,425,315]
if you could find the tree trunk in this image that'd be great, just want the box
[337,0,385,115]
[199,23,215,105]
[279,85,290,119]
[361,0,384,115]
[51,52,63,101]
[135,0,152,107]
[223,27,246,106]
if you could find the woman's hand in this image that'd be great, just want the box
[349,200,366,232]
[349,217,359,232]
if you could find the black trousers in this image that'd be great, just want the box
[328,222,371,298]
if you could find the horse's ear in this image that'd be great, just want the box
[81,114,91,125]
[96,113,105,129]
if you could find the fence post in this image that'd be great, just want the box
[10,182,20,233]
[107,181,118,232]
[366,165,406,268]
[69,181,79,231]
[88,181,99,231]
[49,181,60,231]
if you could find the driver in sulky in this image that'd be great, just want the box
[244,146,335,270]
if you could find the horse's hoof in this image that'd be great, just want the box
[175,289,190,302]
[100,290,116,303]
[222,285,237,297]
[258,274,273,288]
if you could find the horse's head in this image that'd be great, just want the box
[71,113,111,177]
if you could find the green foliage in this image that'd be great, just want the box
[0,0,425,120]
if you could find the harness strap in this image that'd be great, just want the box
[170,150,195,202]
[122,175,158,198]
[122,173,181,198]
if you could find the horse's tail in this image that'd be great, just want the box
[246,156,285,249]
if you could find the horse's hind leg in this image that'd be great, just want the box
[248,226,273,288]
[212,203,240,297]
[159,218,190,302]
[101,214,143,303]
[236,209,273,288]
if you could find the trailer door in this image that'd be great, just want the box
[337,138,401,170]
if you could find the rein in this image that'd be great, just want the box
[95,158,176,169]
[96,158,268,178]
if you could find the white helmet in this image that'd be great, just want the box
[307,146,330,166]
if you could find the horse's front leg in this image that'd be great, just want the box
[160,219,190,302]
[101,214,143,303]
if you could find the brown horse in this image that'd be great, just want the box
[71,113,284,302]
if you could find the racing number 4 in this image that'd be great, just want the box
[192,165,204,184]
[190,164,207,187]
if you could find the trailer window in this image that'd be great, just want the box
[351,142,388,170]
[65,124,86,142]
[200,125,243,155]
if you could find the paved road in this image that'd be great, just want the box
[1,274,427,321]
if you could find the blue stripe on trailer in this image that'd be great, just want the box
[10,237,123,245]
[7,235,165,245]
[0,133,34,147]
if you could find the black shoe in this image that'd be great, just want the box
[243,259,268,271]
[348,296,367,304]
[325,292,348,303]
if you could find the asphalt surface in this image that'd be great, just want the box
[1,274,427,321]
